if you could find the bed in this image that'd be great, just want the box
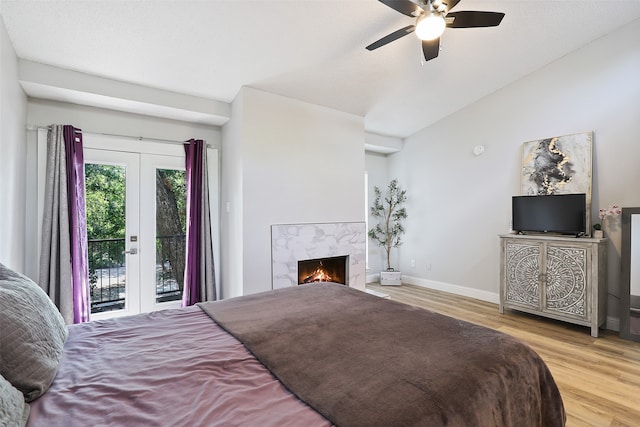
[0,263,566,426]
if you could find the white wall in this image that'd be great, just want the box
[0,16,28,272]
[388,18,640,326]
[222,87,365,298]
[27,99,222,148]
[220,90,245,299]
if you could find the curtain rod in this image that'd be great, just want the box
[26,125,207,146]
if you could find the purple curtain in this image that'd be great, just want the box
[40,125,90,324]
[64,126,90,323]
[182,139,216,306]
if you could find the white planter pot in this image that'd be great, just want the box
[380,271,401,286]
[593,230,604,238]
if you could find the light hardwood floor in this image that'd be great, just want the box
[365,283,640,427]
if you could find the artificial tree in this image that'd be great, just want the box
[368,179,407,271]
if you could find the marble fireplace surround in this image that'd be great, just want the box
[271,222,366,291]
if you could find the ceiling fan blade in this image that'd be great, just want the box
[422,38,440,61]
[378,0,423,17]
[366,25,415,51]
[446,11,505,28]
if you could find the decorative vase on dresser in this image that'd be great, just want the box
[499,234,607,337]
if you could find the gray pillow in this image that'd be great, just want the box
[0,262,68,402]
[0,374,30,427]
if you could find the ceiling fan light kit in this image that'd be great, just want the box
[367,0,505,62]
[415,12,446,41]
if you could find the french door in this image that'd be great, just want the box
[84,136,187,319]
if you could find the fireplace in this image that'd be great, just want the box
[271,222,366,290]
[298,255,349,285]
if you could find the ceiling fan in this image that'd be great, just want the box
[366,0,505,62]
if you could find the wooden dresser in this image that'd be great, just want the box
[499,234,607,337]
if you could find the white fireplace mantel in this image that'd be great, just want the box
[271,222,366,291]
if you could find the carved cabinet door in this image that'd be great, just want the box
[504,241,541,310]
[543,244,588,320]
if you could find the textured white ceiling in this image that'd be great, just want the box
[2,0,640,138]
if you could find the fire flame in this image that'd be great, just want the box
[301,262,333,284]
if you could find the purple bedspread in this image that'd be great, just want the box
[27,306,332,427]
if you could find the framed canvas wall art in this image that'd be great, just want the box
[521,131,593,230]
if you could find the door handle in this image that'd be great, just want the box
[123,248,138,255]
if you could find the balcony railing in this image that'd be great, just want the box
[89,235,185,313]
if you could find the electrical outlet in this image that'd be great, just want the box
[410,259,416,268]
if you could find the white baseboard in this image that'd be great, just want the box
[401,275,500,305]
[369,274,622,334]
[367,273,499,305]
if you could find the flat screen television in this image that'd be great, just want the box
[512,193,586,236]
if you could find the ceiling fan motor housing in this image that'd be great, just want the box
[429,0,448,15]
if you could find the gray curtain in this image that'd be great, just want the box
[181,139,216,305]
[199,146,215,302]
[39,125,90,324]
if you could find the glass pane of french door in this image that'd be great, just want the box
[154,168,187,303]
[86,163,126,312]
[139,155,186,313]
